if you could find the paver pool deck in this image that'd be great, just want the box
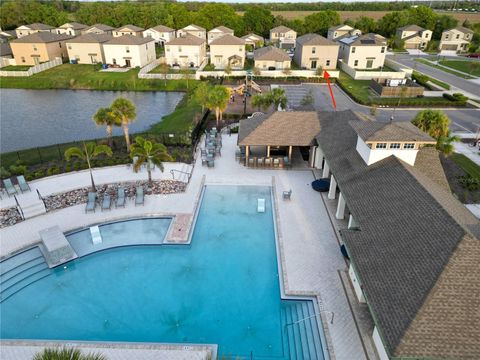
[0,134,367,360]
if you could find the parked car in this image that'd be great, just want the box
[466,53,480,58]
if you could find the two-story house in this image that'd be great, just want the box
[103,35,155,67]
[15,23,54,38]
[81,24,115,35]
[10,32,73,65]
[113,25,145,38]
[241,33,264,49]
[327,25,361,41]
[56,22,88,36]
[177,24,206,40]
[337,33,387,70]
[395,25,432,50]
[207,26,234,44]
[143,25,176,46]
[165,34,207,68]
[209,34,245,69]
[439,26,474,53]
[294,33,339,70]
[269,26,297,49]
[254,45,291,70]
[66,33,112,64]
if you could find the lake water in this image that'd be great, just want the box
[0,89,184,153]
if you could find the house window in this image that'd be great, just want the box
[21,56,25,63]
[334,32,337,37]
[326,60,330,66]
[375,143,387,149]
[59,42,62,48]
[351,47,356,53]
[312,47,316,54]
[239,47,242,52]
[68,45,72,49]
[179,46,182,52]
[126,46,130,53]
[425,33,429,38]
[381,47,385,53]
[354,60,359,66]
[366,59,373,68]
[146,44,148,50]
[404,143,415,149]
[389,143,401,149]
[445,34,449,40]
[33,44,37,51]
[456,34,460,39]
[69,31,72,35]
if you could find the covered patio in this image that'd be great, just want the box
[237,111,320,169]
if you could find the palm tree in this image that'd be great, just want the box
[111,97,136,152]
[34,347,106,360]
[130,136,172,183]
[92,107,119,147]
[411,109,450,139]
[194,82,210,113]
[437,132,460,156]
[207,85,230,127]
[64,142,112,191]
[252,93,268,112]
[266,88,287,110]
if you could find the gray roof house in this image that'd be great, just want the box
[253,45,291,69]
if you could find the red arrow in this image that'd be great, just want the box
[324,70,336,111]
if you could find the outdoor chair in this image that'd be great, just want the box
[116,187,126,208]
[202,157,208,166]
[17,175,31,193]
[90,225,102,245]
[135,186,144,206]
[264,158,272,168]
[2,178,17,197]
[273,158,280,168]
[85,192,97,213]
[101,193,111,211]
[283,189,292,200]
[257,158,264,168]
[248,158,255,167]
[235,149,241,161]
[215,147,221,157]
[207,159,215,168]
[283,156,291,169]
[201,149,207,157]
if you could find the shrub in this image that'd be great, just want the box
[9,164,27,175]
[443,92,468,105]
[25,173,34,181]
[65,164,72,172]
[0,166,11,179]
[47,166,60,176]
[73,162,81,171]
[34,170,45,178]
[203,63,215,71]
[458,175,480,191]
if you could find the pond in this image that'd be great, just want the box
[0,89,184,153]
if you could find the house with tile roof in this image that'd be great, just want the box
[66,34,113,64]
[103,35,155,67]
[10,32,73,65]
[143,25,176,46]
[241,33,264,49]
[207,26,234,44]
[253,46,291,70]
[56,22,88,36]
[81,24,114,35]
[177,24,206,40]
[294,33,339,70]
[15,23,54,38]
[113,25,145,38]
[337,33,387,69]
[327,24,361,40]
[439,26,474,53]
[209,34,245,69]
[165,34,207,68]
[269,25,297,49]
[395,24,432,50]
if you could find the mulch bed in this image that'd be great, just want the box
[440,155,480,204]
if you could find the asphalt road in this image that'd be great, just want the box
[388,54,480,99]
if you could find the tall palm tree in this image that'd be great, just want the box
[92,107,119,147]
[194,82,210,113]
[411,109,450,139]
[130,136,172,184]
[266,88,287,110]
[437,132,460,156]
[207,85,230,127]
[34,347,106,360]
[111,97,136,152]
[64,142,112,191]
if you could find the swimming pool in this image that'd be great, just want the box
[0,186,326,359]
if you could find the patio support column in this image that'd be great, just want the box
[348,214,358,229]
[288,146,293,161]
[322,161,330,179]
[267,145,271,158]
[328,175,337,200]
[336,193,346,220]
[246,146,250,165]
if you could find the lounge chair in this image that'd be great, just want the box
[17,175,31,193]
[265,158,272,168]
[207,159,215,168]
[2,178,17,197]
[90,225,102,244]
[273,158,280,168]
[257,198,265,213]
[135,186,144,206]
[85,192,97,213]
[257,158,264,168]
[115,187,126,208]
[101,194,111,211]
[283,156,291,169]
[283,189,292,200]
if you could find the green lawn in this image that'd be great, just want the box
[415,59,475,79]
[150,94,202,133]
[0,64,196,91]
[450,153,480,178]
[337,71,371,103]
[1,65,32,71]
[150,65,196,74]
[439,60,480,77]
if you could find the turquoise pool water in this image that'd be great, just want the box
[0,186,324,359]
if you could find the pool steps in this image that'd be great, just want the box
[0,247,51,302]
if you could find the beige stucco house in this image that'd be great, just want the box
[66,33,112,64]
[269,26,297,49]
[143,25,176,46]
[165,34,206,68]
[208,26,234,44]
[327,25,361,41]
[113,25,145,38]
[103,35,155,67]
[395,25,432,50]
[439,27,474,53]
[254,45,291,70]
[338,33,387,69]
[56,22,88,36]
[294,33,339,70]
[82,24,114,35]
[15,23,54,38]
[241,33,264,48]
[10,32,73,65]
[209,34,245,69]
[177,24,206,40]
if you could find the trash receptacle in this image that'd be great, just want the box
[102,64,108,69]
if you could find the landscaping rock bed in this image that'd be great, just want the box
[0,180,186,228]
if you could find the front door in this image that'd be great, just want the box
[366,59,373,69]
[33,57,40,65]
[125,59,131,67]
[311,60,317,69]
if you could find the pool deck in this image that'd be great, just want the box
[0,133,367,360]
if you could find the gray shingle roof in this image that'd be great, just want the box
[349,120,435,143]
[105,34,153,45]
[84,24,114,32]
[149,25,175,33]
[451,26,474,34]
[66,33,112,44]
[166,34,205,46]
[116,24,144,32]
[181,24,206,32]
[254,45,290,61]
[0,43,12,56]
[270,25,294,34]
[209,26,234,34]
[398,24,425,32]
[59,22,87,30]
[316,110,480,358]
[329,24,354,31]
[296,33,337,46]
[12,32,74,43]
[20,23,54,30]
[210,34,245,46]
